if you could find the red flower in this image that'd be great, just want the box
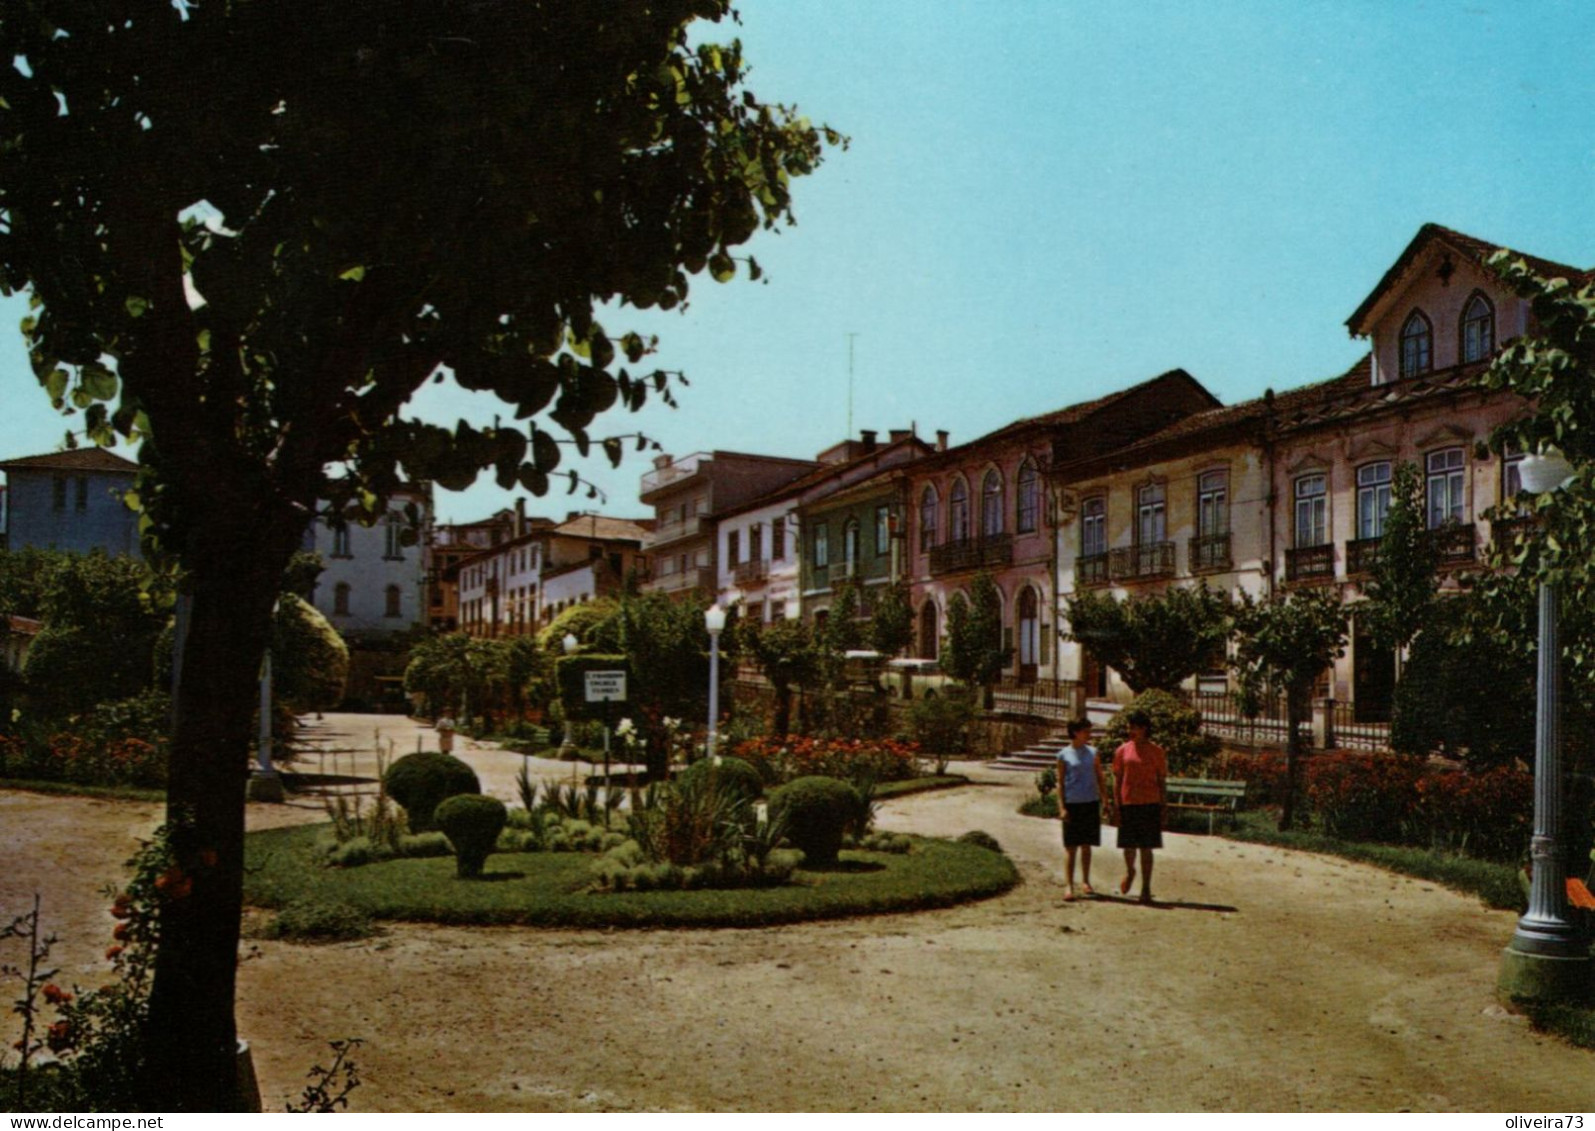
[105,945,124,960]
[154,867,193,900]
[46,1020,76,1054]
[41,983,72,1005]
[112,921,130,941]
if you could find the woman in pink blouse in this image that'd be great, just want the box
[1111,709,1167,904]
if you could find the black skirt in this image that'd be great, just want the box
[1117,803,1164,849]
[1062,801,1101,847]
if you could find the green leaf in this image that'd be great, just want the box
[708,252,736,283]
[338,265,367,282]
[79,362,119,401]
[125,295,149,318]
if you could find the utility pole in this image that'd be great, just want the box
[846,332,858,439]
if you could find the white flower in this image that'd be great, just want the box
[615,717,636,738]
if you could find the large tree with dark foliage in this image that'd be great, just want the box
[0,1,834,1108]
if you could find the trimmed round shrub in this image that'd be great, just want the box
[434,793,508,878]
[1102,688,1221,776]
[677,755,764,805]
[768,775,861,867]
[958,829,1004,854]
[383,751,481,833]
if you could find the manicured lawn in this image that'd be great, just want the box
[244,823,1018,929]
[1220,810,1523,911]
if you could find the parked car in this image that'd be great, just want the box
[885,657,953,700]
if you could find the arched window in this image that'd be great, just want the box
[383,513,404,560]
[1461,292,1495,363]
[333,582,351,616]
[842,518,860,575]
[331,524,351,558]
[385,584,402,618]
[982,469,1004,537]
[1399,310,1432,378]
[948,478,970,542]
[1016,461,1040,534]
[919,486,939,552]
[1016,586,1040,676]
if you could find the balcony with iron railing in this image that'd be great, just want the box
[1490,513,1537,555]
[1284,543,1334,583]
[1109,541,1175,582]
[1430,521,1477,566]
[1348,523,1478,575]
[643,514,710,552]
[734,558,770,587]
[649,566,716,595]
[1346,536,1382,575]
[1188,533,1232,573]
[928,533,1014,576]
[1075,552,1110,588]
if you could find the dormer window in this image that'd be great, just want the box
[1400,310,1432,378]
[1461,293,1495,363]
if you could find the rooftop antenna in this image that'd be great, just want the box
[846,331,858,438]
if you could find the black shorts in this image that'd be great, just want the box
[1062,801,1101,847]
[1117,803,1164,849]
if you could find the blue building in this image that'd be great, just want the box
[0,448,141,558]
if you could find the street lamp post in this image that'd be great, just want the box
[561,632,579,755]
[1500,449,1590,1001]
[704,604,725,765]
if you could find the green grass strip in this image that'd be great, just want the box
[0,778,166,804]
[872,774,970,800]
[1521,1000,1595,1049]
[244,823,1018,929]
[1221,810,1522,910]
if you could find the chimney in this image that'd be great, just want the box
[860,429,878,453]
[567,510,582,523]
[514,496,527,538]
[653,453,673,470]
[936,430,949,452]
[889,429,910,444]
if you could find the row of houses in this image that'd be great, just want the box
[0,223,1580,723]
[628,223,1577,722]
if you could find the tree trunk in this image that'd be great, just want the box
[772,678,792,737]
[1279,685,1305,831]
[141,532,294,1111]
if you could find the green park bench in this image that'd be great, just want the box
[1164,777,1247,834]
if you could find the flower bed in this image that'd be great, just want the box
[731,735,923,786]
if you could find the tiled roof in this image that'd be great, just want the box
[0,448,139,474]
[1063,355,1374,471]
[1347,223,1593,335]
[549,514,650,542]
[943,368,1214,456]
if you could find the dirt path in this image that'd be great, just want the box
[3,718,1591,1111]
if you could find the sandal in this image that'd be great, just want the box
[1120,870,1135,896]
[1062,884,1077,902]
[1139,892,1155,905]
[1080,882,1095,897]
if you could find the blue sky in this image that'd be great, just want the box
[5,1,1595,523]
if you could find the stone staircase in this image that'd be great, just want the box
[988,729,1070,773]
